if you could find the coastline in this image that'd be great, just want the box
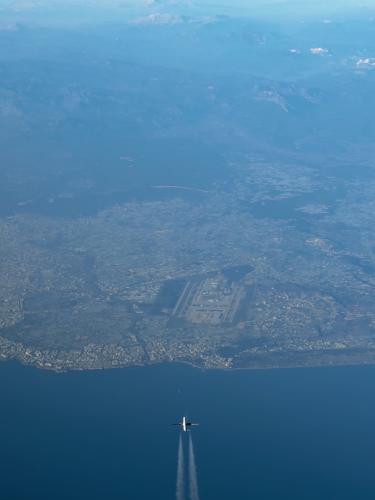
[3,334,375,374]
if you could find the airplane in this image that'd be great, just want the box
[173,416,199,432]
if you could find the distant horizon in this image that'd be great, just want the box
[1,0,375,26]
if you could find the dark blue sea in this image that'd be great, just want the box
[1,361,375,500]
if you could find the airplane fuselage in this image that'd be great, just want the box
[174,416,198,432]
[182,416,187,432]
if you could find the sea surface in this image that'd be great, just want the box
[1,361,375,500]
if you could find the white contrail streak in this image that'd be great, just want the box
[188,432,200,500]
[176,433,185,500]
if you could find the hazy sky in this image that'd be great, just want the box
[199,0,375,18]
[0,0,374,24]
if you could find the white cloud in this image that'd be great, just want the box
[310,47,329,55]
[357,58,375,67]
[145,0,192,4]
[130,12,182,24]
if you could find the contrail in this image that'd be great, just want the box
[176,433,185,500]
[188,432,200,500]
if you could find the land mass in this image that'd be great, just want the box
[2,153,375,372]
[1,10,375,371]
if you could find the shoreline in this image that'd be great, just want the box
[2,339,375,374]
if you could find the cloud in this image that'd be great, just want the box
[129,12,183,24]
[357,57,375,67]
[145,0,193,5]
[310,47,329,55]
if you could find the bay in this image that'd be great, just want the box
[1,361,375,499]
